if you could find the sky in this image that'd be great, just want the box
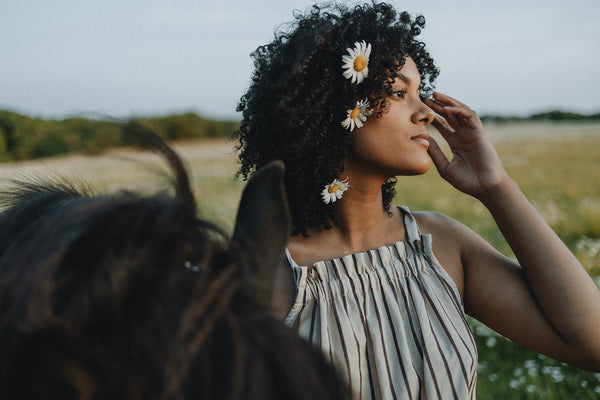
[1,0,599,120]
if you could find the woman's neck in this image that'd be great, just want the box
[332,177,400,249]
[289,169,405,265]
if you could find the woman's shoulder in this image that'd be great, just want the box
[403,208,466,236]
[405,209,470,296]
[407,208,488,261]
[406,208,480,256]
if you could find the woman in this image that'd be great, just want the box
[235,2,600,399]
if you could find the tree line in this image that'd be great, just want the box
[1,108,599,162]
[0,110,239,162]
[480,110,600,124]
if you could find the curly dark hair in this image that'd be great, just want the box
[234,1,439,236]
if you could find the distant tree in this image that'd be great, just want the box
[0,111,239,162]
[530,110,588,121]
[480,110,600,124]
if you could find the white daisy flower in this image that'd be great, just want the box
[342,40,372,84]
[341,99,372,131]
[321,177,350,204]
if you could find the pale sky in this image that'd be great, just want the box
[1,0,599,120]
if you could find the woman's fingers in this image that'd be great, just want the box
[442,106,477,126]
[427,136,450,176]
[443,105,483,130]
[424,96,462,130]
[424,95,450,116]
[425,93,481,131]
[433,91,470,109]
[430,114,455,141]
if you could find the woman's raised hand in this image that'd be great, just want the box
[425,92,510,199]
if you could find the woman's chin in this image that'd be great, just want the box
[396,160,431,177]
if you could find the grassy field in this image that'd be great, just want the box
[1,121,600,398]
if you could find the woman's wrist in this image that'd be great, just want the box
[475,174,518,207]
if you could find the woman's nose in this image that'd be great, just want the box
[412,99,435,125]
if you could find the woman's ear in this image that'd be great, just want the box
[232,161,291,304]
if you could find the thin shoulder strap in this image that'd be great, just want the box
[284,248,297,268]
[398,206,421,243]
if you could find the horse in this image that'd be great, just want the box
[0,122,348,400]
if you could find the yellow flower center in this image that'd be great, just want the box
[328,184,339,194]
[350,107,361,119]
[353,55,367,72]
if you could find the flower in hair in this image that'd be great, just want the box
[341,99,372,131]
[342,41,371,84]
[321,177,350,204]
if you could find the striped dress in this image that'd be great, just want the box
[284,207,478,399]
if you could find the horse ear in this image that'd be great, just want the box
[232,161,290,304]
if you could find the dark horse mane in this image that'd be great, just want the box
[0,122,347,400]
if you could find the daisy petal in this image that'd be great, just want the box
[341,40,372,85]
[341,99,371,132]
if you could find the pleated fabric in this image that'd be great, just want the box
[284,207,477,400]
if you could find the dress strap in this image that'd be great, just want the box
[284,248,296,268]
[398,206,421,243]
[282,248,308,327]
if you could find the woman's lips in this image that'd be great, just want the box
[411,132,430,147]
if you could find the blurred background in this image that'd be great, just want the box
[1,0,599,119]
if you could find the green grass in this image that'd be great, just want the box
[473,319,600,399]
[1,122,600,398]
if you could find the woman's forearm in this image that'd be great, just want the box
[479,177,600,360]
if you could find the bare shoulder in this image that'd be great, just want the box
[412,210,500,255]
[411,210,472,240]
[409,210,476,297]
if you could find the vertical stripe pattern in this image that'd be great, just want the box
[284,207,478,400]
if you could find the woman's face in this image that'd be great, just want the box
[347,57,435,179]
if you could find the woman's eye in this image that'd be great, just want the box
[392,89,406,99]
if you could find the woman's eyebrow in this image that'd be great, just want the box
[397,72,411,84]
[394,72,420,87]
